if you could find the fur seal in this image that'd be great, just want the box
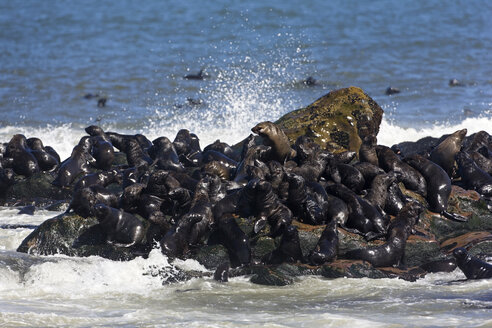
[359,134,379,166]
[89,136,115,171]
[203,139,240,162]
[429,129,467,176]
[309,220,338,265]
[456,151,492,197]
[18,205,35,215]
[120,183,146,214]
[251,121,295,163]
[159,212,202,258]
[0,168,15,196]
[405,154,468,222]
[385,87,400,95]
[106,132,152,155]
[183,69,205,80]
[68,185,119,217]
[420,258,457,273]
[202,150,238,170]
[449,78,465,87]
[344,202,423,267]
[325,193,349,225]
[293,135,321,163]
[464,131,492,154]
[470,151,492,175]
[187,177,214,246]
[328,163,365,194]
[353,162,385,188]
[173,129,203,167]
[26,137,59,172]
[326,183,387,240]
[52,144,94,187]
[212,215,251,268]
[93,203,145,247]
[376,145,427,196]
[74,170,122,191]
[303,76,317,86]
[202,161,232,181]
[364,172,397,211]
[246,179,292,237]
[286,173,327,225]
[291,150,332,182]
[5,134,40,177]
[262,225,304,264]
[384,182,407,216]
[121,138,153,169]
[149,137,184,172]
[213,262,230,282]
[453,247,492,279]
[233,145,271,183]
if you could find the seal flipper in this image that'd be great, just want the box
[441,211,468,222]
[254,216,268,234]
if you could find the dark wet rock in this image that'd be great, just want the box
[275,87,384,154]
[45,200,70,212]
[337,228,368,256]
[292,221,324,258]
[320,260,388,279]
[252,236,276,259]
[468,241,492,258]
[112,151,128,166]
[440,232,492,254]
[16,212,152,261]
[248,265,295,286]
[404,236,441,268]
[4,172,72,202]
[193,244,229,270]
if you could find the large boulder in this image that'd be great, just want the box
[275,86,384,154]
[4,172,72,203]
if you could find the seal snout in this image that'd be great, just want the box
[453,247,467,259]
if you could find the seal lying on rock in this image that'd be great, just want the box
[376,145,427,196]
[5,134,40,177]
[456,151,492,198]
[149,137,185,172]
[405,154,468,222]
[68,185,119,218]
[94,203,145,248]
[26,137,59,172]
[326,183,387,240]
[453,247,492,279]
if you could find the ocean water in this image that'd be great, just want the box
[1,0,492,326]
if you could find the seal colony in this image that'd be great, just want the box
[5,87,492,285]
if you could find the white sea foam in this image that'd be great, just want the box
[378,114,492,146]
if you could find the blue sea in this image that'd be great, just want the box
[1,1,491,327]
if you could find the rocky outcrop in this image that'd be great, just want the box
[275,86,384,154]
[10,88,492,286]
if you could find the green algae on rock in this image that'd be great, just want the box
[275,86,384,154]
